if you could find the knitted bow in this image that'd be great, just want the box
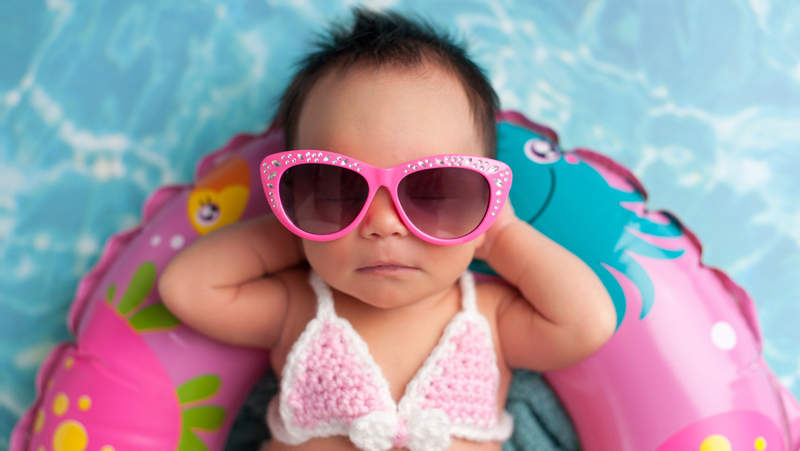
[348,409,451,451]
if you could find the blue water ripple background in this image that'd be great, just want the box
[1,0,799,448]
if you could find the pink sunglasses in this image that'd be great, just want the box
[260,150,512,245]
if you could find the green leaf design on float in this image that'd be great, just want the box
[105,261,181,332]
[178,429,208,451]
[129,303,180,331]
[183,406,226,430]
[177,375,221,404]
[117,261,157,314]
[106,284,116,304]
[176,375,227,451]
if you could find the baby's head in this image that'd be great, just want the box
[267,9,507,305]
[274,8,499,158]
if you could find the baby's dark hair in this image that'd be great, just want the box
[274,8,500,156]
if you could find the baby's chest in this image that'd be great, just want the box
[273,280,508,404]
[273,317,448,403]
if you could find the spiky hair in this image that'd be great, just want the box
[274,8,499,156]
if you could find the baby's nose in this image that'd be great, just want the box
[359,187,409,239]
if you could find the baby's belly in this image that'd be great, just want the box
[263,436,503,451]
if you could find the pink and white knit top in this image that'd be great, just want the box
[267,271,513,451]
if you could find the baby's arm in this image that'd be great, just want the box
[475,204,616,371]
[158,214,304,349]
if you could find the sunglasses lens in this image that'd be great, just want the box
[398,168,490,239]
[279,164,369,235]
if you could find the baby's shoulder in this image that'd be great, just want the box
[269,267,317,365]
[276,266,315,306]
[474,277,521,319]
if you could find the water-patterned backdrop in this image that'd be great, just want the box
[2,0,799,448]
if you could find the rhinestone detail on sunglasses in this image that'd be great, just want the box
[260,151,512,245]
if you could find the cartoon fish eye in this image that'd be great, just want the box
[524,138,561,164]
[195,200,221,226]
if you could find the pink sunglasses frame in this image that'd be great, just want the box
[260,150,513,245]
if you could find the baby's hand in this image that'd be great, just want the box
[474,201,523,261]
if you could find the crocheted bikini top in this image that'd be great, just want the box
[267,271,513,451]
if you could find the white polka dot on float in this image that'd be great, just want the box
[170,234,185,250]
[710,321,737,351]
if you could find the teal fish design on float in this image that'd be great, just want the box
[472,116,684,328]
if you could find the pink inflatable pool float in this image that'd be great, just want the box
[11,112,800,451]
[10,129,281,451]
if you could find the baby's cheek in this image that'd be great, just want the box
[300,239,360,285]
[425,241,478,274]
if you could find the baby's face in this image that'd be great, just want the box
[293,61,486,307]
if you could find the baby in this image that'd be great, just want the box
[159,9,615,451]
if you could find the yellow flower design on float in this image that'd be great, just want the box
[698,434,768,451]
[29,262,227,451]
[37,388,121,451]
[188,156,250,235]
[31,358,104,451]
